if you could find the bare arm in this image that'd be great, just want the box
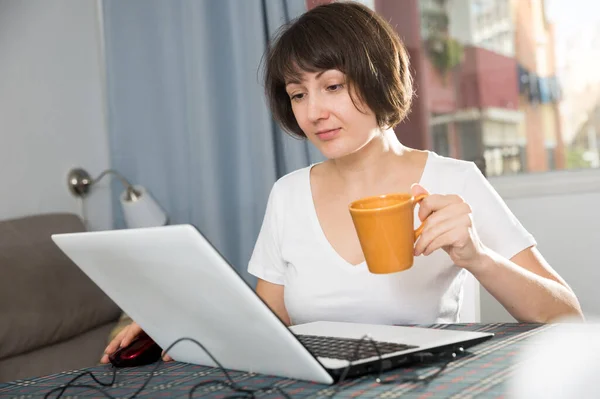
[471,246,584,323]
[411,183,583,324]
[256,278,291,326]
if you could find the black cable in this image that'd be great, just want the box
[44,334,458,399]
[44,354,163,399]
[379,348,463,385]
[327,335,460,398]
[165,337,291,399]
[44,368,116,399]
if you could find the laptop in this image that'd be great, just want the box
[51,224,493,385]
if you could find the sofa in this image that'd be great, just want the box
[0,213,122,382]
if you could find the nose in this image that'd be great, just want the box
[307,94,329,123]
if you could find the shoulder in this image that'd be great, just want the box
[425,153,514,222]
[272,165,312,194]
[426,151,478,176]
[422,152,480,194]
[266,165,314,209]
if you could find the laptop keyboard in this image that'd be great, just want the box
[296,334,418,361]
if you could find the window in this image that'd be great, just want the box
[432,124,450,157]
[383,0,600,175]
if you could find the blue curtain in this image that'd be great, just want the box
[101,0,323,285]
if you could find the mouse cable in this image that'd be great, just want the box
[44,334,462,399]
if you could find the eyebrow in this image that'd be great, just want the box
[285,70,328,86]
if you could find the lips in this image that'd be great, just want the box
[315,128,341,141]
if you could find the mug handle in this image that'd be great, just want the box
[412,194,428,240]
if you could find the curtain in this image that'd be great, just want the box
[101,0,323,285]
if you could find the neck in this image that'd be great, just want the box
[329,129,410,190]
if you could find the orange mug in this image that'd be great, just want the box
[348,193,428,274]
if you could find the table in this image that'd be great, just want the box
[0,323,552,398]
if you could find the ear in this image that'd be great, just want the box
[411,183,429,197]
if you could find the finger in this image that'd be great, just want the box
[415,216,467,256]
[410,183,430,197]
[120,325,140,348]
[105,328,128,354]
[161,349,173,362]
[422,228,466,256]
[418,194,465,222]
[416,202,468,241]
[100,354,110,364]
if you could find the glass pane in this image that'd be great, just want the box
[387,0,600,175]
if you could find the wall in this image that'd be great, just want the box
[425,58,457,115]
[482,168,600,321]
[448,0,474,46]
[459,46,519,111]
[0,0,112,231]
[376,0,432,151]
[513,0,567,173]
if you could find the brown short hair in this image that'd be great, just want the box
[263,1,413,139]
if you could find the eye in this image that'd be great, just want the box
[326,84,344,92]
[290,92,305,101]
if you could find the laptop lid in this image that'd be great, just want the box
[52,224,334,384]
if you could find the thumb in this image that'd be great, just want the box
[411,183,429,197]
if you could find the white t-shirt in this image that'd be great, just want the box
[248,152,536,325]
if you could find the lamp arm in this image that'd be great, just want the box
[93,169,141,201]
[92,169,134,189]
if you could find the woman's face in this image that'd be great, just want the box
[285,69,381,160]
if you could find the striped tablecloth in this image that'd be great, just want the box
[0,323,551,398]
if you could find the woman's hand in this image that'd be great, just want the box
[411,184,487,270]
[100,322,172,364]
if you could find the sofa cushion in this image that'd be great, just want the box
[0,213,121,359]
[0,321,117,382]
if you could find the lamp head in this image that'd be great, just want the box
[68,168,92,197]
[124,186,142,202]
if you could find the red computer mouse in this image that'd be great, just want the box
[108,331,163,368]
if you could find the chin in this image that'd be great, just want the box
[310,137,364,159]
[317,146,352,160]
[313,140,358,160]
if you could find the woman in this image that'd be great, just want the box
[101,1,582,363]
